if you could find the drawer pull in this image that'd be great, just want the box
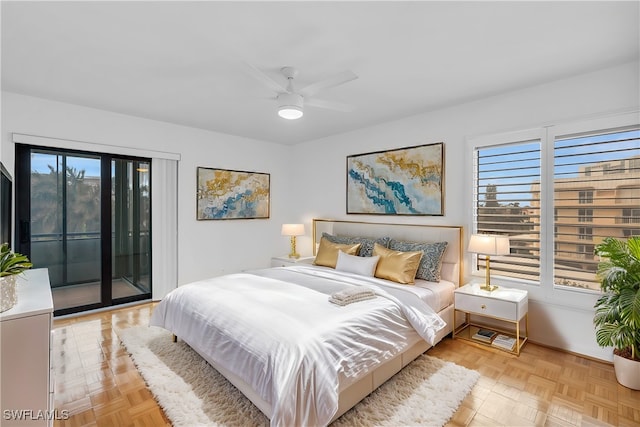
[481,304,486,310]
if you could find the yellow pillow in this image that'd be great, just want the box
[373,243,423,284]
[314,238,361,268]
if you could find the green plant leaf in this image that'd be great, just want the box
[593,236,640,356]
[0,243,32,276]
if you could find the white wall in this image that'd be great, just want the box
[1,92,294,286]
[291,61,640,360]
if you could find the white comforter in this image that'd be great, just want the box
[150,265,446,427]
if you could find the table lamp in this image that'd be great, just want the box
[281,224,305,259]
[468,234,510,291]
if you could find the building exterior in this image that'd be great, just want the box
[530,155,640,290]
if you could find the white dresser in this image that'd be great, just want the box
[0,269,53,426]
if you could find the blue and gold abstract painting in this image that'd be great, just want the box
[347,143,444,215]
[197,167,270,220]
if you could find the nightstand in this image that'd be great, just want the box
[270,256,315,268]
[453,283,528,355]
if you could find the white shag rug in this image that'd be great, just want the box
[118,326,479,427]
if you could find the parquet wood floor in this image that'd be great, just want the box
[52,302,640,427]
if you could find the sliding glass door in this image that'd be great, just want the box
[15,145,151,315]
[112,158,151,300]
[28,151,103,309]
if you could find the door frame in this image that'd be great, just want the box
[15,143,152,316]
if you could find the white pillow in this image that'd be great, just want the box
[335,251,380,277]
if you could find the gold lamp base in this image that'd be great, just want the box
[481,256,497,291]
[288,236,300,259]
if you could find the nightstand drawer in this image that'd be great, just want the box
[455,293,517,320]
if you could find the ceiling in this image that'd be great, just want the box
[2,1,638,145]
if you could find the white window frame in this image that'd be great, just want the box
[468,127,545,292]
[468,111,639,308]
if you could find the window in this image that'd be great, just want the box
[603,161,624,175]
[578,227,593,240]
[578,209,593,222]
[473,138,541,282]
[622,208,640,224]
[578,190,593,204]
[577,244,594,256]
[472,115,639,294]
[554,127,640,290]
[16,145,152,316]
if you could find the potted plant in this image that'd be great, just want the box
[0,242,33,312]
[593,236,640,390]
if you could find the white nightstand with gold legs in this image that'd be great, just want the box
[453,283,528,355]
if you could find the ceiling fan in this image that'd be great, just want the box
[245,64,358,120]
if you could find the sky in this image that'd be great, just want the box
[31,152,101,177]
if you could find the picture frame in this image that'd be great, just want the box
[346,142,444,216]
[197,167,270,220]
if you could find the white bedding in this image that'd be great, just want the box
[150,265,446,427]
[413,278,455,311]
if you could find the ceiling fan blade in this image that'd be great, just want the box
[243,62,287,93]
[299,70,358,97]
[305,98,355,112]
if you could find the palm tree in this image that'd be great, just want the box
[593,236,640,361]
[30,165,101,236]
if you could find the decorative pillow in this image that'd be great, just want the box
[372,243,423,285]
[388,239,448,282]
[335,251,380,277]
[314,238,361,268]
[322,232,390,257]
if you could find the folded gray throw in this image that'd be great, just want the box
[329,287,376,306]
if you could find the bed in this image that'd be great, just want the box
[150,219,463,427]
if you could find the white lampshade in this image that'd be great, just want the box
[468,234,510,255]
[281,223,305,236]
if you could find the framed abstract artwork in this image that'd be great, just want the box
[346,142,444,216]
[197,167,270,220]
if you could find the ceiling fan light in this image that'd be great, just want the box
[278,106,303,120]
[277,92,303,120]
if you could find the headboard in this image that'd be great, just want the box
[312,219,463,286]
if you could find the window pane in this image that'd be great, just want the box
[30,152,63,286]
[474,141,541,282]
[112,158,151,299]
[553,128,640,290]
[30,151,102,310]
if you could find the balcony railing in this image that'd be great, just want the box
[31,232,150,288]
